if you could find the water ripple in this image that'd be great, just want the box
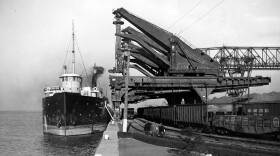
[0,111,103,156]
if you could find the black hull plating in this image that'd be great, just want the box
[42,92,111,135]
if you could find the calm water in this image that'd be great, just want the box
[0,111,103,156]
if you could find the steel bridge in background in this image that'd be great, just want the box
[201,46,280,71]
[200,46,280,97]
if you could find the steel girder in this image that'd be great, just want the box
[111,8,273,104]
[113,8,220,76]
[109,75,270,103]
[201,46,280,70]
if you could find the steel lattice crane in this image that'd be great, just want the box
[201,47,280,97]
[109,8,272,106]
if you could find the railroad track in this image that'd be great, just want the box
[133,118,280,154]
[129,118,185,139]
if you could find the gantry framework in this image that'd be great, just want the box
[201,46,280,71]
[110,8,272,105]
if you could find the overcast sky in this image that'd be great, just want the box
[0,0,280,111]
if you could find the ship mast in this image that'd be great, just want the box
[72,20,75,74]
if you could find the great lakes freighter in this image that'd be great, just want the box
[42,24,112,136]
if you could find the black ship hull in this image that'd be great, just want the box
[42,92,111,135]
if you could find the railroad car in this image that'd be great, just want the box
[120,108,135,119]
[213,102,280,137]
[138,104,207,128]
[137,102,280,139]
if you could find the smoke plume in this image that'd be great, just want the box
[91,65,104,88]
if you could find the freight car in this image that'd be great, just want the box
[137,102,280,139]
[120,108,135,119]
[138,104,207,128]
[212,102,280,137]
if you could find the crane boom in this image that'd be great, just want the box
[113,8,220,75]
[110,8,272,104]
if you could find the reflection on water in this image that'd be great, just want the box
[0,111,103,156]
[41,133,103,155]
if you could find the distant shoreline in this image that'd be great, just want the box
[0,110,41,112]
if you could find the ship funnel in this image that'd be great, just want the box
[91,65,104,88]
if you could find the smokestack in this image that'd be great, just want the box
[91,65,104,88]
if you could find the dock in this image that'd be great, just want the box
[95,120,119,156]
[94,119,172,156]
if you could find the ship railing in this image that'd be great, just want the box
[44,86,62,96]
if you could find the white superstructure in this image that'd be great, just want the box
[60,73,82,93]
[43,22,101,98]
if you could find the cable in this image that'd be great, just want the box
[179,0,224,34]
[58,36,72,85]
[167,0,205,29]
[75,37,90,85]
[60,36,72,75]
